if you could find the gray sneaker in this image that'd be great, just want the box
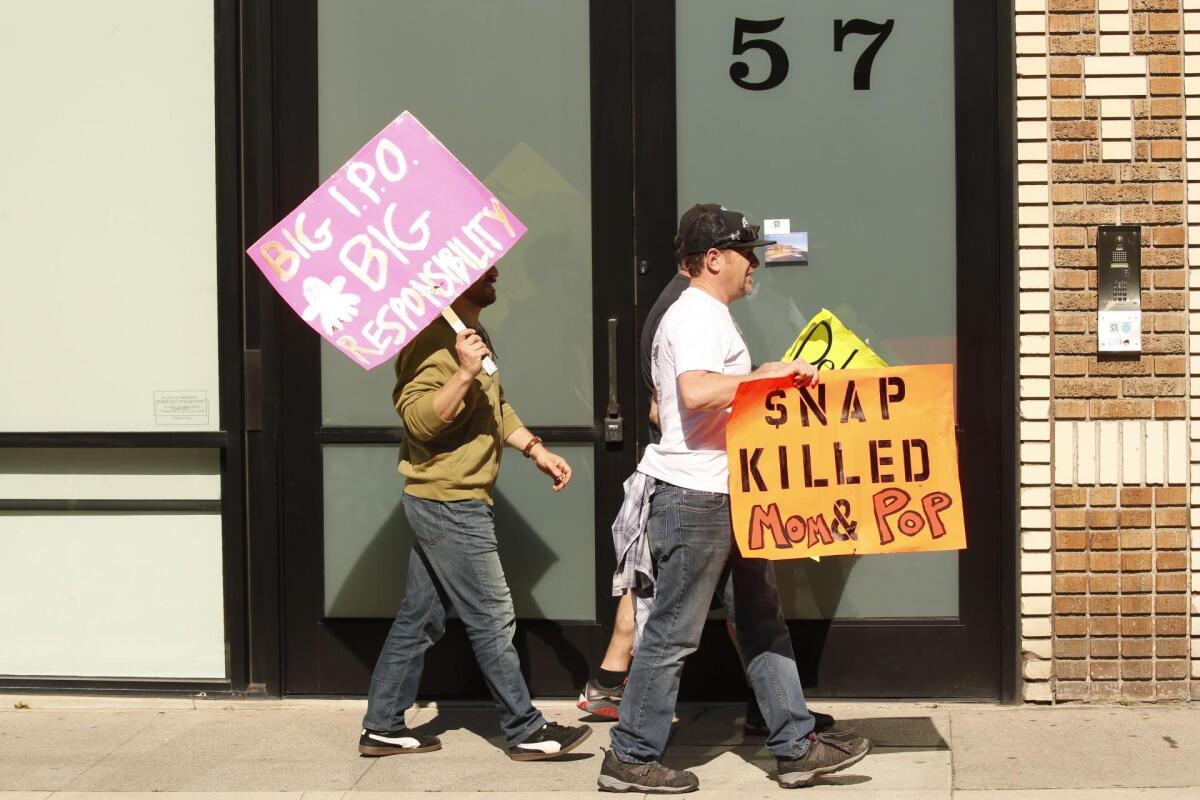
[597,749,699,794]
[776,732,871,788]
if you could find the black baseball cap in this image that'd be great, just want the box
[679,203,776,255]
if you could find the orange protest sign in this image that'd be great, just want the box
[727,364,966,560]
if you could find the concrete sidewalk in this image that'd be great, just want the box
[1,695,1198,799]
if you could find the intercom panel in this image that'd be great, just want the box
[1096,225,1141,355]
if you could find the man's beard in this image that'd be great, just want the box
[463,282,497,307]
[736,271,755,299]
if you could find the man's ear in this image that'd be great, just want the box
[704,249,721,274]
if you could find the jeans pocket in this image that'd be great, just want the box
[404,497,448,546]
[646,499,677,563]
[677,489,727,514]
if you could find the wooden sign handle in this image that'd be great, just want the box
[440,308,498,376]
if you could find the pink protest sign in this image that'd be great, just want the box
[247,111,526,369]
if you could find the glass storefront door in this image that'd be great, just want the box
[630,0,1010,697]
[270,0,638,696]
[678,1,960,622]
[315,0,598,624]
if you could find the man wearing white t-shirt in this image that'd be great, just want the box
[598,205,871,793]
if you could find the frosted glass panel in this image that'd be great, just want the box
[678,1,956,369]
[318,0,592,426]
[678,1,959,618]
[0,1,219,432]
[772,554,957,619]
[0,513,226,679]
[323,445,595,621]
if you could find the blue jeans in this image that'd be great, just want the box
[610,481,815,762]
[362,495,545,747]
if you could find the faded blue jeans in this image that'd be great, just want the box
[362,495,545,747]
[610,481,815,763]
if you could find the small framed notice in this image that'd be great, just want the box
[154,391,210,426]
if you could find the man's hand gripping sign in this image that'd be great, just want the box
[727,364,966,560]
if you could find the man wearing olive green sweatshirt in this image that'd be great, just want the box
[358,264,592,761]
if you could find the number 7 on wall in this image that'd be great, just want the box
[834,19,895,91]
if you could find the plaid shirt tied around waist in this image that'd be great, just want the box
[610,471,656,598]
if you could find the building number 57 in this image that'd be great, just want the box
[730,17,895,92]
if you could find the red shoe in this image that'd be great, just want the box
[577,677,622,719]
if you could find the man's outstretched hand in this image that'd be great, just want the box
[532,446,572,492]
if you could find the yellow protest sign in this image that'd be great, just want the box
[726,365,966,560]
[780,310,886,563]
[782,308,887,370]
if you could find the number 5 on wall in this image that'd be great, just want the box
[730,17,789,91]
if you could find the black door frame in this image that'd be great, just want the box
[630,0,1017,699]
[244,0,1017,700]
[244,0,638,696]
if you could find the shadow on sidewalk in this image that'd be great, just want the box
[403,707,597,762]
[655,711,947,785]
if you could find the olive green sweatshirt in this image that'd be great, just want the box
[393,318,524,504]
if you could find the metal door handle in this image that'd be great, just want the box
[605,318,623,442]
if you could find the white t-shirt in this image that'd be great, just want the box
[638,287,752,494]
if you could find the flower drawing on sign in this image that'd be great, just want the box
[301,275,361,334]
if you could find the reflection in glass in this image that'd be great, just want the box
[317,0,593,426]
[771,553,958,619]
[323,445,595,621]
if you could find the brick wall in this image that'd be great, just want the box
[1187,0,1200,702]
[1016,0,1194,702]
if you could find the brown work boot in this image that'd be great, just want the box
[775,732,871,788]
[597,748,699,793]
